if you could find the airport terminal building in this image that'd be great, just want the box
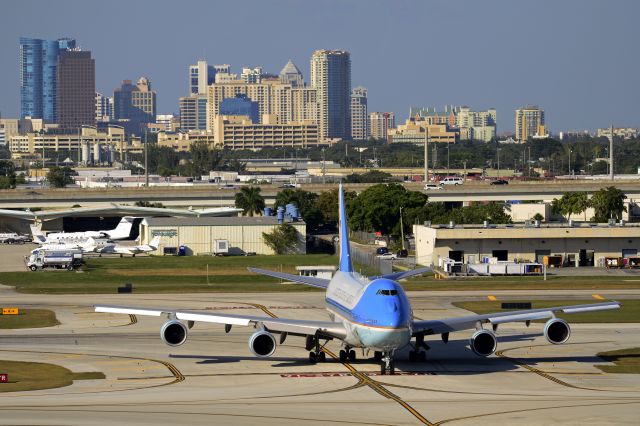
[414,222,640,267]
[139,217,306,256]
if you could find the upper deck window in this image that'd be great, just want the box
[376,289,398,296]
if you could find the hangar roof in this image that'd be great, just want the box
[143,216,305,226]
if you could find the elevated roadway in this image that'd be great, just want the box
[0,181,638,209]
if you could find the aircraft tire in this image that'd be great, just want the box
[318,351,326,362]
[348,350,356,362]
[419,351,427,362]
[408,350,417,362]
[339,350,347,362]
[308,352,317,364]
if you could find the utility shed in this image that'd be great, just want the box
[140,217,306,255]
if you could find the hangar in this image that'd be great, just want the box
[414,222,640,268]
[139,216,306,256]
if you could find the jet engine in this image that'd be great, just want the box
[249,330,276,358]
[160,320,188,346]
[469,329,497,356]
[544,318,571,344]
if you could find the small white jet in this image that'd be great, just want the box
[97,236,161,257]
[31,216,137,245]
[35,238,99,254]
[95,185,620,375]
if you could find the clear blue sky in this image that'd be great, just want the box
[2,0,638,132]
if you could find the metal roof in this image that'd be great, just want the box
[143,216,305,227]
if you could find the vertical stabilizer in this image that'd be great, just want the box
[105,216,135,240]
[30,224,46,244]
[338,184,353,273]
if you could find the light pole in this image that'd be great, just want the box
[321,147,326,185]
[446,143,450,176]
[568,148,572,178]
[399,206,405,251]
[497,147,501,179]
[423,127,429,182]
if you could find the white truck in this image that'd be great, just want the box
[26,249,83,271]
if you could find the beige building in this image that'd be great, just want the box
[139,216,307,255]
[159,115,325,151]
[388,118,458,144]
[369,112,395,140]
[206,77,318,129]
[9,125,128,157]
[515,106,545,142]
[350,87,369,140]
[414,222,640,267]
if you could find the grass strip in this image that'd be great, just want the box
[0,309,59,329]
[0,360,104,392]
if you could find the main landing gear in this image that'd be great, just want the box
[306,335,327,364]
[339,347,356,362]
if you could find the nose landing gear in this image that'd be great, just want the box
[380,351,395,375]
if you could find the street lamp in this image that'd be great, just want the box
[446,143,450,176]
[568,148,572,178]
[496,147,501,179]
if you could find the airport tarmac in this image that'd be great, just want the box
[0,288,638,425]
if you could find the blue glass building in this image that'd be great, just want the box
[19,37,76,121]
[219,94,259,123]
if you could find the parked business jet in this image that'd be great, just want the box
[95,185,620,374]
[96,236,160,257]
[31,216,137,244]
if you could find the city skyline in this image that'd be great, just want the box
[1,0,638,132]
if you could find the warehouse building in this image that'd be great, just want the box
[414,222,640,267]
[139,217,306,256]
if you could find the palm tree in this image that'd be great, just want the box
[235,186,265,217]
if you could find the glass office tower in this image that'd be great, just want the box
[19,37,76,121]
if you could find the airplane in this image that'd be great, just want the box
[95,184,620,375]
[36,237,100,254]
[31,216,137,244]
[96,236,161,257]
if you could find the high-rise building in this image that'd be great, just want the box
[113,77,157,134]
[19,37,76,121]
[369,112,395,140]
[515,106,544,142]
[189,60,216,95]
[56,50,95,131]
[279,60,304,87]
[179,94,208,131]
[350,87,368,140]
[219,94,260,124]
[310,50,351,141]
[241,67,264,84]
[95,92,114,122]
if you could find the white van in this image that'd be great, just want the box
[439,176,464,186]
[424,183,442,190]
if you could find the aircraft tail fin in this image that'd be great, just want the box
[338,183,353,273]
[149,236,160,249]
[30,224,46,244]
[106,216,135,240]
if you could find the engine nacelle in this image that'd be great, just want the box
[544,318,571,344]
[161,320,188,346]
[249,330,276,358]
[469,329,497,357]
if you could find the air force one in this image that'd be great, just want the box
[95,185,620,375]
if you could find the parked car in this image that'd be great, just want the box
[439,176,464,186]
[490,179,509,185]
[424,183,442,191]
[396,249,409,258]
[377,252,397,260]
[376,247,389,255]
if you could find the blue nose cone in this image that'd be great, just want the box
[360,278,411,328]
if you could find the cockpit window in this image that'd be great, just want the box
[376,289,398,296]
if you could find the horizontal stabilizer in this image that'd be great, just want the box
[248,267,329,289]
[371,267,431,281]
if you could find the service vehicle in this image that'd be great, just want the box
[423,183,442,190]
[439,176,464,186]
[26,249,83,271]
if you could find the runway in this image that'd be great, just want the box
[1,289,639,425]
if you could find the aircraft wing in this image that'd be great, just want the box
[94,305,346,339]
[248,267,330,289]
[412,301,620,336]
[370,267,431,281]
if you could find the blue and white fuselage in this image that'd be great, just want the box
[324,272,413,351]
